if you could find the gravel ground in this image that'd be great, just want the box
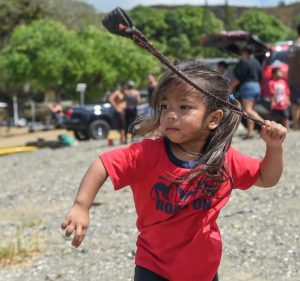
[0,128,300,281]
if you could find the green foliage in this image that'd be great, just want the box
[0,20,159,103]
[0,0,103,51]
[224,0,237,31]
[0,0,46,49]
[130,6,223,59]
[237,10,287,44]
[46,0,104,32]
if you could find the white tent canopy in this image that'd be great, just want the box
[0,102,7,108]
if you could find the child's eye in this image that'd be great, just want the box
[181,105,191,109]
[161,104,169,109]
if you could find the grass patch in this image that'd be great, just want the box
[23,218,44,228]
[0,235,40,265]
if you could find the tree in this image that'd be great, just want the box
[0,20,159,104]
[237,10,288,44]
[0,0,47,50]
[224,0,237,31]
[129,5,223,59]
[0,0,103,51]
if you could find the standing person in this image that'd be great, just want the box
[124,81,141,142]
[61,60,286,281]
[108,82,127,144]
[229,45,264,139]
[217,61,236,82]
[147,73,158,102]
[268,68,290,130]
[286,22,300,130]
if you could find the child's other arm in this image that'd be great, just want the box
[270,96,276,109]
[61,158,108,248]
[254,120,287,188]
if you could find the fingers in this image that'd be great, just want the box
[261,120,287,141]
[260,120,271,137]
[61,217,71,230]
[72,227,87,248]
[65,223,76,237]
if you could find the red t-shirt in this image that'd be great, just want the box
[100,137,261,281]
[268,79,290,110]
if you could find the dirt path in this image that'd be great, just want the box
[0,129,299,280]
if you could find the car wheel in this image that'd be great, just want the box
[74,130,89,141]
[88,120,110,140]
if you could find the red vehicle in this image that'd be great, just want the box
[198,31,292,121]
[261,41,292,98]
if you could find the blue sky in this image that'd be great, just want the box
[83,0,299,13]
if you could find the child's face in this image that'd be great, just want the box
[160,89,212,144]
[274,69,283,79]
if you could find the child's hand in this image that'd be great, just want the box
[261,120,287,147]
[61,203,90,248]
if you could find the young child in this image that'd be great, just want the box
[268,67,291,130]
[61,60,286,281]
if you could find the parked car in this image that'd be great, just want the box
[199,31,292,126]
[65,90,150,140]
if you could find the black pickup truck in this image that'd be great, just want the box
[65,91,150,140]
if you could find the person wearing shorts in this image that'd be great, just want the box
[268,68,290,130]
[286,22,300,130]
[108,82,127,144]
[229,45,264,139]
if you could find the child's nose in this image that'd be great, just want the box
[166,111,178,120]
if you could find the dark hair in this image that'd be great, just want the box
[121,81,129,89]
[297,22,300,36]
[242,44,255,55]
[218,61,228,69]
[147,73,155,77]
[135,59,242,198]
[272,67,281,75]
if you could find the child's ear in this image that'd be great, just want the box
[208,110,223,130]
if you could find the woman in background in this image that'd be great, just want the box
[229,45,264,139]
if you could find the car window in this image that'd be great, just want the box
[266,50,287,66]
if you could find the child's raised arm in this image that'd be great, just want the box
[254,120,287,188]
[61,158,108,248]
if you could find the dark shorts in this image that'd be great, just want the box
[134,265,219,281]
[271,109,290,119]
[116,111,126,130]
[289,84,300,105]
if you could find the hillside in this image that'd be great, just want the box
[152,2,300,28]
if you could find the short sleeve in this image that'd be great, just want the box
[100,140,149,190]
[227,147,261,190]
[234,60,249,83]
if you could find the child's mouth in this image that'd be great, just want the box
[166,127,179,132]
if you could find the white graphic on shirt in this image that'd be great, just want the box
[273,84,287,107]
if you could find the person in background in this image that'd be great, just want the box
[48,100,64,124]
[286,22,300,130]
[125,81,141,142]
[147,73,158,102]
[229,44,264,139]
[217,61,236,82]
[108,82,127,144]
[268,68,290,130]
